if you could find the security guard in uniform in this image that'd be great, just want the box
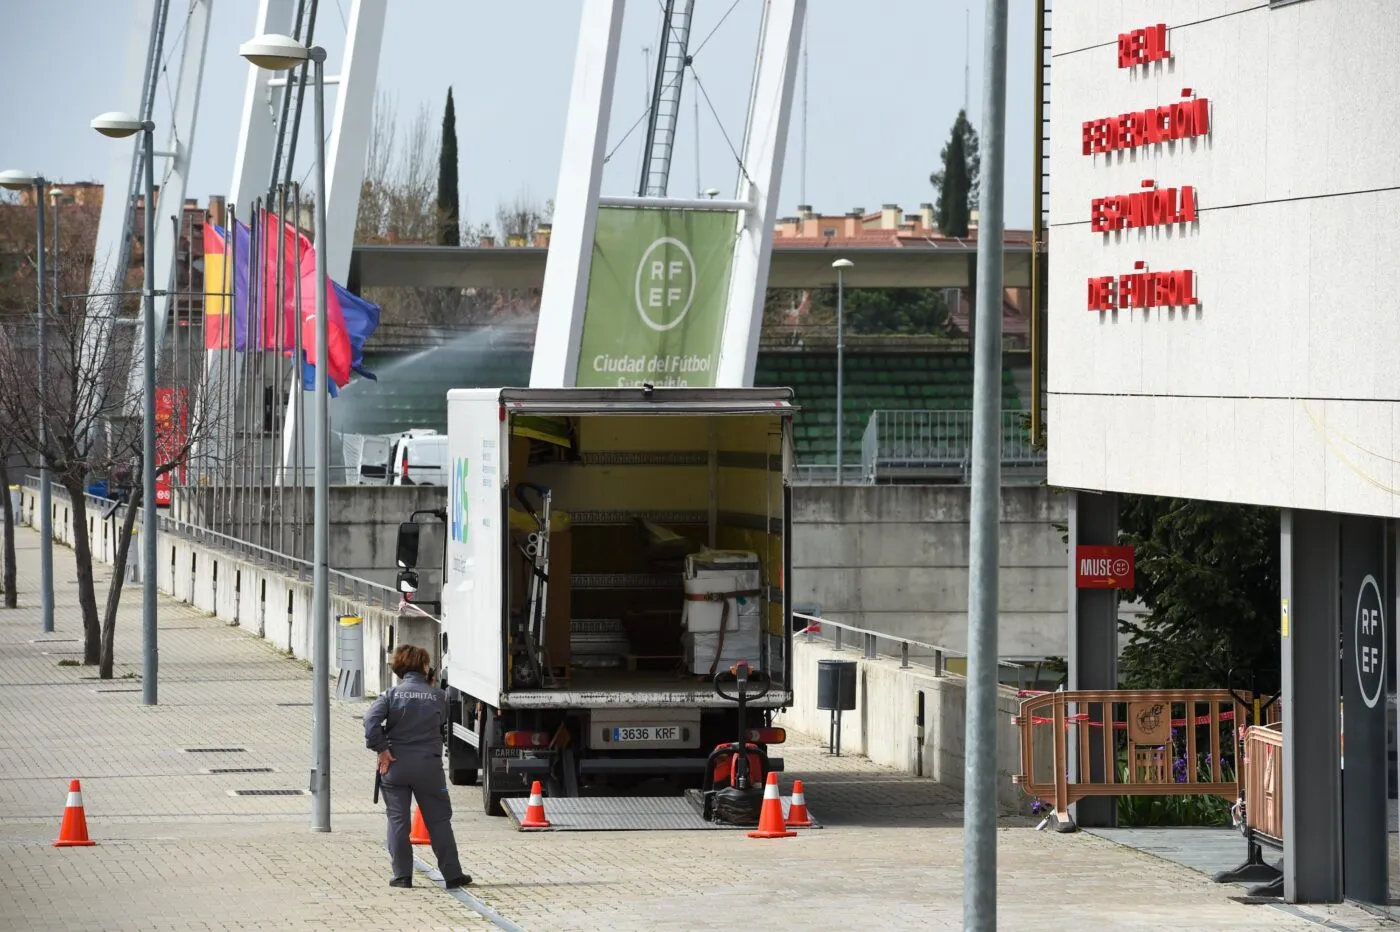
[364,643,471,889]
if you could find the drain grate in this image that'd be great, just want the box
[43,650,85,656]
[31,638,80,644]
[205,767,275,775]
[94,688,142,693]
[182,747,247,754]
[229,788,306,797]
[276,702,312,707]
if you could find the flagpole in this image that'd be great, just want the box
[274,184,287,555]
[292,181,305,561]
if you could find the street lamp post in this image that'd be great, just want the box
[832,258,853,483]
[240,32,332,834]
[0,169,55,634]
[92,112,160,707]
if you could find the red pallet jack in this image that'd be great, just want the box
[701,661,774,826]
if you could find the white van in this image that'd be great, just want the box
[388,431,448,485]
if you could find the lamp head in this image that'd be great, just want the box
[240,33,312,71]
[0,169,39,191]
[90,111,151,139]
[832,258,855,270]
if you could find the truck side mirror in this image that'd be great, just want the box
[395,521,421,569]
[396,568,420,593]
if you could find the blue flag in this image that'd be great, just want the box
[300,282,380,394]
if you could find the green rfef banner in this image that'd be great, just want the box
[575,206,737,388]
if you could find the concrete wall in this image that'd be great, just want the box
[776,636,1027,813]
[175,481,1078,661]
[173,486,447,589]
[1050,2,1400,518]
[791,484,1069,657]
[19,485,442,697]
[21,482,1045,804]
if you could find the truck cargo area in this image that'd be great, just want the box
[427,388,797,816]
[499,398,792,700]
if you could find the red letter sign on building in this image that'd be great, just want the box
[1076,545,1136,589]
[1118,24,1171,69]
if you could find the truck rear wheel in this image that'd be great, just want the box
[480,707,507,817]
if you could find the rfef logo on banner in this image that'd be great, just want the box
[1075,545,1136,589]
[449,457,470,544]
[635,237,696,332]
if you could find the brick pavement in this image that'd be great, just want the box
[1,525,1396,931]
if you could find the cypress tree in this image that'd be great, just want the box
[437,87,460,246]
[930,108,979,237]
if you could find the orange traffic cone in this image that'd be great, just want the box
[54,779,96,847]
[786,779,813,828]
[748,772,796,839]
[409,805,431,845]
[519,780,551,828]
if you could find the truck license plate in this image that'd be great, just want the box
[612,725,679,743]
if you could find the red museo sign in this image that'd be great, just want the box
[1076,546,1136,590]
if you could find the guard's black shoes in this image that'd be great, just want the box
[389,877,412,888]
[443,875,472,889]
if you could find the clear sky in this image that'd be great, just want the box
[1,0,1036,229]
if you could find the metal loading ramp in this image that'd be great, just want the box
[501,791,823,832]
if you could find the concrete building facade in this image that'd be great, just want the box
[1049,0,1400,905]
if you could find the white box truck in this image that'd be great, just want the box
[393,386,797,815]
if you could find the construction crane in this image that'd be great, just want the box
[637,0,697,198]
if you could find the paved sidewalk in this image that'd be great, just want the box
[0,531,486,931]
[1,526,1395,931]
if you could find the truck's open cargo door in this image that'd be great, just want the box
[444,389,508,704]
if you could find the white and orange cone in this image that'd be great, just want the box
[748,772,797,839]
[54,779,96,847]
[520,780,551,828]
[409,805,432,845]
[785,779,814,828]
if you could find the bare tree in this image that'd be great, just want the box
[0,239,225,675]
[494,194,553,246]
[0,437,20,608]
[352,96,550,335]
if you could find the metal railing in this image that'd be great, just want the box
[859,409,1045,481]
[22,475,400,611]
[790,464,868,485]
[793,611,1029,685]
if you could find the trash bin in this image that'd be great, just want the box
[817,659,857,711]
[335,614,365,699]
[816,659,857,757]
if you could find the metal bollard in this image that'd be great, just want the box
[335,614,365,699]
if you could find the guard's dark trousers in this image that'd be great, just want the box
[382,750,464,883]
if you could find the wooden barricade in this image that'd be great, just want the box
[1209,722,1285,893]
[1014,689,1246,831]
[1241,723,1284,843]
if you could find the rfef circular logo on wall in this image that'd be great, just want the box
[634,236,697,332]
[1354,573,1386,709]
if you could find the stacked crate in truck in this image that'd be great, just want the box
[682,550,763,676]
